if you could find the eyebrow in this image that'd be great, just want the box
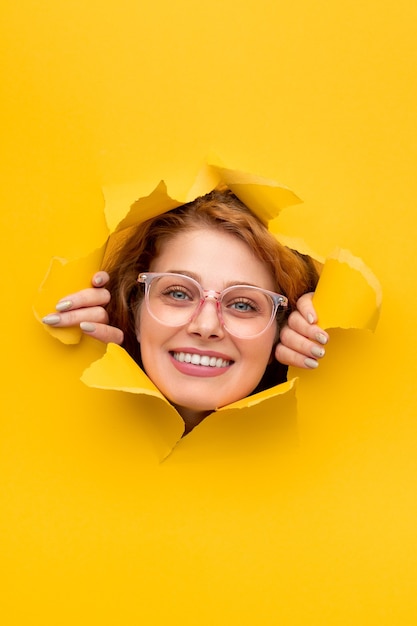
[166,270,265,289]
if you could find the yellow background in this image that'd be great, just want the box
[2,0,417,623]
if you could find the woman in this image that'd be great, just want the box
[43,189,328,432]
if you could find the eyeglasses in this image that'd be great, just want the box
[137,272,288,338]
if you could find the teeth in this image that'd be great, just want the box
[173,352,230,367]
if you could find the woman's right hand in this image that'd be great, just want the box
[42,271,124,345]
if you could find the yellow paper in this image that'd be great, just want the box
[209,164,303,225]
[6,1,416,622]
[105,162,304,234]
[81,341,298,459]
[33,244,107,344]
[105,180,183,233]
[81,343,184,458]
[313,248,382,331]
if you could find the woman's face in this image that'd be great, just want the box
[136,227,278,426]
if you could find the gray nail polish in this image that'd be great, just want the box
[56,300,72,312]
[304,357,319,369]
[80,322,96,332]
[42,314,61,325]
[311,346,325,358]
[315,332,328,345]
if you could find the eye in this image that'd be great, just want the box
[228,298,259,314]
[162,285,194,302]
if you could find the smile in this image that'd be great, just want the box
[172,352,232,368]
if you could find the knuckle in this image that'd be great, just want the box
[279,324,290,340]
[64,310,79,326]
[104,326,123,345]
[95,307,109,324]
[287,311,300,329]
[101,289,111,304]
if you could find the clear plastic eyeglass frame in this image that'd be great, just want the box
[137,272,288,339]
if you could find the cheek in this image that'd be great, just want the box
[266,329,278,364]
[264,323,278,355]
[136,304,171,367]
[243,329,276,371]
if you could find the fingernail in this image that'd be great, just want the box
[304,357,319,369]
[56,300,73,312]
[316,332,328,345]
[307,313,315,324]
[42,314,61,325]
[94,276,104,286]
[80,322,96,332]
[311,346,325,358]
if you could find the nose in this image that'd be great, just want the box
[186,296,225,339]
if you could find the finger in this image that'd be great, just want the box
[79,322,124,345]
[42,306,109,328]
[92,271,110,287]
[295,292,317,324]
[55,288,111,312]
[287,310,329,345]
[279,325,326,360]
[275,342,319,369]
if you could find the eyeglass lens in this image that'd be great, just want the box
[146,274,276,337]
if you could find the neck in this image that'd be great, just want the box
[173,406,212,435]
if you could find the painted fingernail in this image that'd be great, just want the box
[304,357,319,369]
[315,332,328,345]
[311,346,325,358]
[307,313,315,324]
[56,300,73,312]
[80,322,96,332]
[42,314,61,325]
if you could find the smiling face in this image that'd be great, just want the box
[136,227,278,430]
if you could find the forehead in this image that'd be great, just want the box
[150,227,276,291]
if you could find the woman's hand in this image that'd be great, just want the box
[42,271,124,345]
[276,292,329,369]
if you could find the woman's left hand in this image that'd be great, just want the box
[275,292,329,369]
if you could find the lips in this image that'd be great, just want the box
[172,351,231,368]
[169,349,234,377]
